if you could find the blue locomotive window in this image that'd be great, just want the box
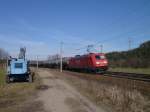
[15,63,23,68]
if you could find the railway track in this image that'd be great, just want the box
[47,68,150,82]
[101,71,150,82]
[63,70,150,82]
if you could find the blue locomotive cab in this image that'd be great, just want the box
[6,48,33,83]
[6,58,31,82]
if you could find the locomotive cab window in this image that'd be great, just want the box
[15,63,23,68]
[95,55,105,60]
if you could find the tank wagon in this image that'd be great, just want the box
[68,53,108,72]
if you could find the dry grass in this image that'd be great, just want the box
[109,67,150,75]
[50,69,150,112]
[0,68,42,112]
[85,81,146,112]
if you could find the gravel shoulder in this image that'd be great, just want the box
[37,69,107,112]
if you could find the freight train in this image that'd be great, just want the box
[30,53,108,73]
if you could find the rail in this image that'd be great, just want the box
[103,71,150,82]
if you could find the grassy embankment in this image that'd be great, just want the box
[0,68,42,112]
[50,69,150,112]
[109,67,150,74]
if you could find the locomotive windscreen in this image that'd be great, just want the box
[95,55,105,60]
[15,63,23,68]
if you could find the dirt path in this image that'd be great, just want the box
[37,69,107,112]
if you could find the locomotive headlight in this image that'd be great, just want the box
[96,62,100,64]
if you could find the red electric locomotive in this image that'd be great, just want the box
[68,53,108,72]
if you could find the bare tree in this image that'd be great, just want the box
[0,48,9,60]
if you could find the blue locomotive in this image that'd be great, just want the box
[6,48,33,83]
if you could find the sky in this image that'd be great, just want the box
[0,0,150,59]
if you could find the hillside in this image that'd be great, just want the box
[106,40,150,68]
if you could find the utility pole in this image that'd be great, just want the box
[36,55,38,70]
[100,44,103,53]
[60,42,63,72]
[6,58,8,70]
